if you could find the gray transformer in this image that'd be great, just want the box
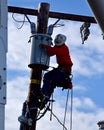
[28,33,52,70]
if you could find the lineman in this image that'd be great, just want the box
[39,34,73,109]
[18,34,73,125]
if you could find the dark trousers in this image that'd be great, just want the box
[41,68,71,99]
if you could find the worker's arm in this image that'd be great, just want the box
[39,43,56,56]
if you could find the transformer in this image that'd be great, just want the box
[28,33,52,70]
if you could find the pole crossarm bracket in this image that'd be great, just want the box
[8,6,96,23]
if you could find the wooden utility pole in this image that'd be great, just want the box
[26,3,50,130]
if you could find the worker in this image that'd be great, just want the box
[18,34,73,125]
[39,34,73,109]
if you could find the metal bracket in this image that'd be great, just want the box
[0,75,2,90]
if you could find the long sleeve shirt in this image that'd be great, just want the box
[45,44,73,72]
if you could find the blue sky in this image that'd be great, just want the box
[6,1,104,130]
[8,0,92,15]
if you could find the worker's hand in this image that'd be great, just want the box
[39,43,46,48]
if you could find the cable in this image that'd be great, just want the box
[25,14,31,24]
[70,88,73,130]
[49,93,54,121]
[36,105,50,120]
[63,89,70,130]
[48,108,68,130]
[12,13,26,29]
[53,18,64,27]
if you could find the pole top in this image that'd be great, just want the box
[38,2,50,9]
[39,2,50,6]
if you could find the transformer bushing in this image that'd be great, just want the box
[28,34,52,70]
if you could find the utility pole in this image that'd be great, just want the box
[0,0,7,130]
[7,2,104,130]
[25,3,50,130]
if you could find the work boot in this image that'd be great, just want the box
[38,94,50,110]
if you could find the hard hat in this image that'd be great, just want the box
[54,34,66,46]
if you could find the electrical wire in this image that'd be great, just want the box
[63,86,73,130]
[70,88,73,130]
[12,13,28,29]
[48,108,68,130]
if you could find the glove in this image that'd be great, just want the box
[39,43,46,48]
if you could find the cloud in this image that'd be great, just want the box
[73,97,96,111]
[8,15,30,71]
[6,76,29,130]
[73,84,87,92]
[66,22,104,76]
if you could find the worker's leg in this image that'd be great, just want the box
[52,68,72,89]
[41,69,56,98]
[41,68,65,96]
[40,68,71,109]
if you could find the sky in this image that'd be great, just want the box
[5,0,104,130]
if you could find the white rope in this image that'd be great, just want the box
[63,89,70,130]
[70,88,73,130]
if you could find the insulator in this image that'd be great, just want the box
[47,25,54,36]
[30,23,36,34]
